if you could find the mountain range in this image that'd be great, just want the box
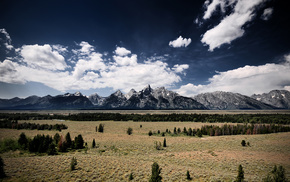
[0,85,289,110]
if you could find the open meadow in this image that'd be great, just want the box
[0,119,290,181]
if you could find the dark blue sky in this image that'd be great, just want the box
[1,0,290,98]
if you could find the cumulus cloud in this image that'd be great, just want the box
[261,8,273,20]
[20,44,67,70]
[172,64,189,73]
[0,28,14,50]
[0,60,25,84]
[175,54,290,96]
[201,0,266,51]
[114,47,131,56]
[169,36,191,48]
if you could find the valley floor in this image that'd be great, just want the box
[1,120,290,181]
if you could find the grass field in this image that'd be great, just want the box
[0,119,289,181]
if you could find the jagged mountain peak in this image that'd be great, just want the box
[125,89,137,99]
[63,92,83,97]
[251,90,290,109]
[113,90,124,97]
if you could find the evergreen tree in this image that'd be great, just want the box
[65,132,72,149]
[75,134,84,149]
[129,173,134,180]
[98,123,104,133]
[47,143,57,155]
[127,127,133,135]
[236,164,244,182]
[70,157,77,171]
[149,162,162,182]
[92,139,96,148]
[0,156,5,178]
[163,138,167,147]
[264,165,287,182]
[196,129,202,137]
[186,170,191,180]
[53,133,60,145]
[18,132,28,150]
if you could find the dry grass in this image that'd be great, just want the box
[1,120,290,181]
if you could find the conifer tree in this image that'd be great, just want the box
[0,156,5,178]
[70,157,77,171]
[236,164,244,182]
[149,162,162,182]
[92,139,96,148]
[98,123,104,133]
[127,127,133,135]
[186,170,191,180]
[163,138,167,147]
[53,133,60,144]
[18,132,28,150]
[65,132,72,149]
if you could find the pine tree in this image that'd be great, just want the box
[75,134,84,149]
[70,157,77,171]
[53,133,60,144]
[65,132,72,149]
[186,170,191,180]
[163,138,167,147]
[0,156,6,178]
[149,162,162,182]
[129,173,134,180]
[18,132,28,150]
[148,130,153,136]
[92,139,96,148]
[47,143,57,155]
[98,123,104,133]
[241,140,246,147]
[236,164,244,182]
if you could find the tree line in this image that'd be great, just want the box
[0,113,290,124]
[0,119,68,131]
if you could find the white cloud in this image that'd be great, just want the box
[173,64,189,73]
[0,28,14,50]
[261,8,273,21]
[20,44,67,71]
[175,54,290,96]
[114,47,131,56]
[0,59,25,84]
[201,0,266,51]
[203,0,224,19]
[169,36,191,48]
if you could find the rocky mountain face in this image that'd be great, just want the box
[1,87,289,110]
[251,90,290,109]
[193,91,277,110]
[89,85,207,109]
[0,92,93,109]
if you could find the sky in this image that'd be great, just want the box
[0,0,290,99]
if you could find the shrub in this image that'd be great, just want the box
[236,164,244,182]
[186,170,191,180]
[241,140,246,147]
[263,165,286,182]
[70,157,77,171]
[127,127,133,135]
[148,130,153,136]
[0,156,5,178]
[140,125,142,128]
[92,139,96,148]
[98,123,104,133]
[149,162,162,182]
[0,139,19,153]
[154,141,162,150]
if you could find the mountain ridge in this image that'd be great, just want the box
[0,86,289,110]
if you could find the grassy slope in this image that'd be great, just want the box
[0,120,289,181]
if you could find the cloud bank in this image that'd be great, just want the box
[0,41,189,93]
[175,54,290,96]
